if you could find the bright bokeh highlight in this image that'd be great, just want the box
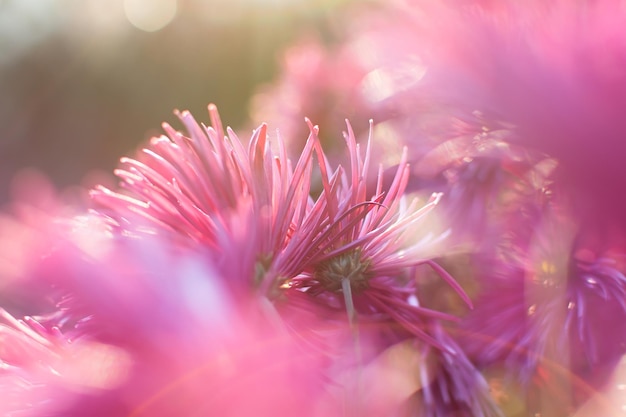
[123,0,177,32]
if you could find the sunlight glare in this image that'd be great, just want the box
[124,0,177,32]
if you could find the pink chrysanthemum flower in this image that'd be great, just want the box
[277,121,472,348]
[91,105,320,292]
[90,107,470,346]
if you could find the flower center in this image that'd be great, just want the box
[314,249,371,293]
[253,253,274,287]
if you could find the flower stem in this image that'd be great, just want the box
[342,277,356,327]
[341,277,363,417]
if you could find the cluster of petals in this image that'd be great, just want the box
[91,105,470,348]
[279,121,472,348]
[92,104,320,292]
[246,0,626,413]
[0,105,476,416]
[4,0,626,415]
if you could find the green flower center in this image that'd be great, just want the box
[314,249,371,293]
[254,252,274,287]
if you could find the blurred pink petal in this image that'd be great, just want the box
[1,222,333,417]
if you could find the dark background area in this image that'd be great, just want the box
[0,0,350,203]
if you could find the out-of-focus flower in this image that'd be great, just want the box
[461,265,551,382]
[566,240,626,396]
[462,205,626,405]
[412,127,557,250]
[375,0,626,222]
[253,0,626,229]
[250,37,373,162]
[0,216,334,417]
[411,323,504,417]
[0,168,90,317]
[247,2,562,252]
[0,308,69,417]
